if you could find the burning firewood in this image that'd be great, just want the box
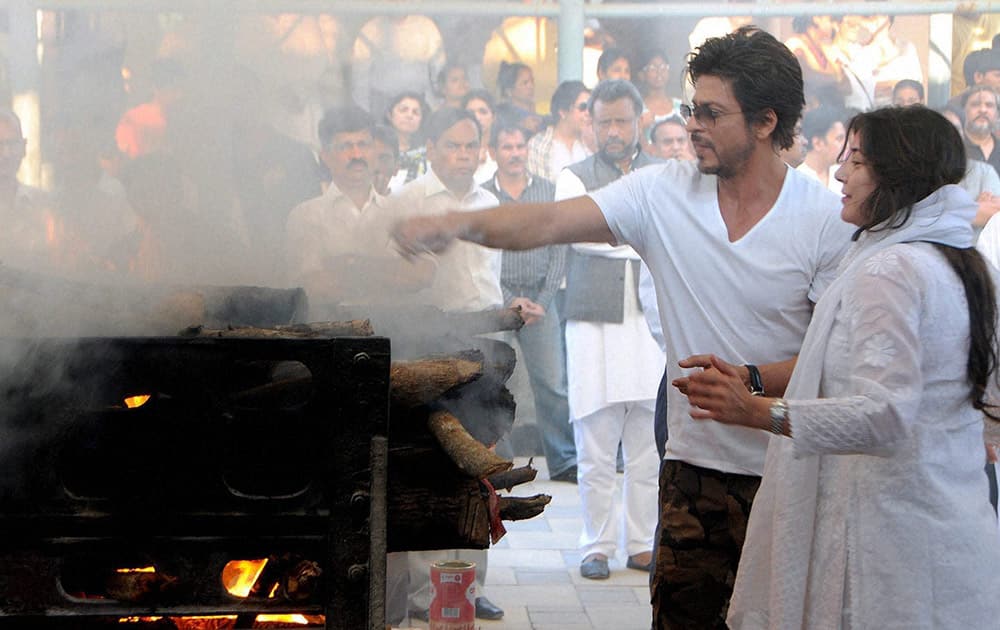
[104,567,178,603]
[426,410,513,478]
[498,494,553,521]
[283,559,322,602]
[389,351,483,407]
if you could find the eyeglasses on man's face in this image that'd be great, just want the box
[680,103,743,127]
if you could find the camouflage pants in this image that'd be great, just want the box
[650,460,761,630]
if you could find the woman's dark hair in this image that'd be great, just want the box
[497,61,530,99]
[635,47,668,75]
[844,106,966,236]
[686,25,804,151]
[846,105,998,418]
[550,80,589,118]
[597,47,630,78]
[383,91,428,142]
[461,89,496,114]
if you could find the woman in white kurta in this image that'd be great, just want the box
[681,106,1000,628]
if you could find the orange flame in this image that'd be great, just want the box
[256,614,311,624]
[124,394,151,409]
[115,566,156,573]
[222,559,269,598]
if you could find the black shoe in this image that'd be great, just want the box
[626,553,654,572]
[475,596,504,620]
[549,465,578,483]
[408,608,429,622]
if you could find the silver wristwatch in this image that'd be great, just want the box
[768,398,789,436]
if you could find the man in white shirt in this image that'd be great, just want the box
[397,107,505,623]
[285,106,432,317]
[393,27,853,628]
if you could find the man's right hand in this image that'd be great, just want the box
[509,297,545,325]
[392,214,460,259]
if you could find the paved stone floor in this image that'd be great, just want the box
[403,456,653,630]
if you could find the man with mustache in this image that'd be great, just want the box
[393,28,854,628]
[481,119,576,485]
[555,79,664,582]
[963,85,1000,177]
[284,105,432,314]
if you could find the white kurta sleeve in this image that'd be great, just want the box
[790,247,926,458]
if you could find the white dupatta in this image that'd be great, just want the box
[726,185,977,629]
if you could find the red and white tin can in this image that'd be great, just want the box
[429,560,476,630]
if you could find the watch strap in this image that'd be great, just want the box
[745,364,765,396]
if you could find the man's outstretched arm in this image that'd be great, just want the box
[392,195,615,256]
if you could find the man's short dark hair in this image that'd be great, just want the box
[892,79,924,102]
[489,118,527,148]
[425,107,481,144]
[686,26,804,151]
[587,79,643,117]
[372,124,399,158]
[963,49,993,88]
[802,105,846,147]
[649,114,687,142]
[318,106,373,148]
[962,84,999,109]
[550,80,589,116]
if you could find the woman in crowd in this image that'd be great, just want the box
[633,47,682,143]
[435,62,470,110]
[495,61,542,133]
[384,91,428,183]
[596,47,631,82]
[678,105,1000,628]
[462,89,498,184]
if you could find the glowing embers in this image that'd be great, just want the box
[222,555,322,602]
[124,394,152,409]
[222,558,270,598]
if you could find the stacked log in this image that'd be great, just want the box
[188,306,551,551]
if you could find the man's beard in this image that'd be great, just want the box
[600,139,636,163]
[967,117,997,138]
[693,132,755,180]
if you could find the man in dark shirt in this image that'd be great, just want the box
[963,85,1000,176]
[481,119,576,483]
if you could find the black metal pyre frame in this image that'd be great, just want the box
[0,335,390,629]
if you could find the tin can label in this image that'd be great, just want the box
[429,560,476,630]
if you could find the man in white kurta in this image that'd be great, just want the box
[555,80,664,580]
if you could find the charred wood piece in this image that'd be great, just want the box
[485,463,538,492]
[182,319,373,338]
[498,494,553,521]
[389,352,483,407]
[427,410,513,479]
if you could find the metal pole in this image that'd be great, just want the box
[558,0,585,82]
[26,0,1000,18]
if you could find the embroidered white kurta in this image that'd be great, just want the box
[729,186,1000,629]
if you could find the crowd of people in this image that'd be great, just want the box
[4,14,1000,629]
[391,25,1000,630]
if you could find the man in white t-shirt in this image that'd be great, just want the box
[393,27,853,628]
